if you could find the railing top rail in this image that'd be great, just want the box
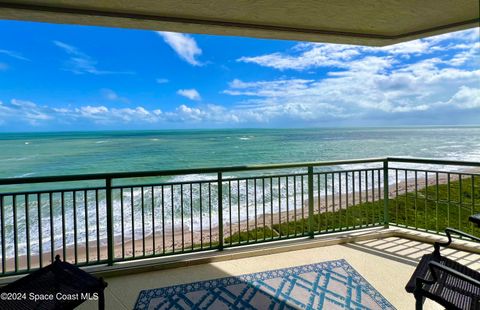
[0,157,385,185]
[1,156,479,186]
[387,157,480,167]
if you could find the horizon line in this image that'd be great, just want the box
[1,124,480,134]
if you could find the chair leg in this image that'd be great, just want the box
[415,294,423,310]
[98,277,107,310]
[98,291,105,310]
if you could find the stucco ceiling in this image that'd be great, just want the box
[0,0,479,46]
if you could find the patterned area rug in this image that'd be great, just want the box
[134,259,395,309]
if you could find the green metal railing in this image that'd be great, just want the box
[0,157,478,277]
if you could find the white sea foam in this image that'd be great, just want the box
[2,127,480,257]
[13,172,35,178]
[1,156,478,259]
[168,174,217,183]
[3,155,36,162]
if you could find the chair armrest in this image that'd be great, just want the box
[434,228,480,256]
[416,261,480,289]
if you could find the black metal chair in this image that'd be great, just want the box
[0,255,107,310]
[405,228,480,310]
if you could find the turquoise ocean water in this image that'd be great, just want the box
[1,127,480,179]
[1,127,480,257]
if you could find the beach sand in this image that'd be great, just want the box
[3,170,477,273]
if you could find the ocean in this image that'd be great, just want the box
[1,127,479,257]
[1,127,480,179]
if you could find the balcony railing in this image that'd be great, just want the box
[0,157,478,277]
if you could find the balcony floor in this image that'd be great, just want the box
[78,230,480,310]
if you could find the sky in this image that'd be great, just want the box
[0,20,479,131]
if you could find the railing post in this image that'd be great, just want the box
[308,166,315,238]
[217,172,224,250]
[383,160,389,228]
[106,177,114,266]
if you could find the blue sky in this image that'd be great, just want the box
[0,20,479,131]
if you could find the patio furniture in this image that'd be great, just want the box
[469,213,480,228]
[0,255,107,310]
[405,228,480,310]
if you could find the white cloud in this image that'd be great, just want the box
[11,99,37,108]
[449,42,480,66]
[101,88,129,103]
[69,105,158,124]
[425,28,480,45]
[2,28,478,129]
[0,49,29,61]
[0,99,242,127]
[238,43,361,71]
[177,89,201,101]
[6,99,52,125]
[156,78,169,84]
[53,41,100,74]
[238,28,480,71]
[0,62,7,71]
[224,28,480,124]
[157,32,202,66]
[377,40,431,55]
[447,86,480,109]
[75,105,109,121]
[171,104,203,121]
[165,104,239,123]
[224,54,480,121]
[53,41,134,75]
[224,79,313,97]
[52,107,71,113]
[110,107,157,123]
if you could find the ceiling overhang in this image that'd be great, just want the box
[0,1,479,46]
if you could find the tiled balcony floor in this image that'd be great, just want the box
[78,231,480,310]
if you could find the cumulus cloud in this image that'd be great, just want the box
[177,89,201,101]
[238,43,361,71]
[1,28,478,129]
[110,107,158,123]
[377,40,431,55]
[449,42,480,66]
[3,99,52,125]
[164,104,239,123]
[223,58,480,122]
[53,41,134,75]
[0,99,239,128]
[447,86,480,109]
[157,32,202,66]
[225,28,480,124]
[238,28,480,71]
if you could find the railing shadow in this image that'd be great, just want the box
[342,236,480,269]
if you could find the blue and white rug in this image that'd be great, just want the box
[134,259,395,309]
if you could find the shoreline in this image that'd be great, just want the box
[3,170,478,273]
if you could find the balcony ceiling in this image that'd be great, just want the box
[0,0,479,46]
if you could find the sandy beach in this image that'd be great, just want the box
[4,169,478,273]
